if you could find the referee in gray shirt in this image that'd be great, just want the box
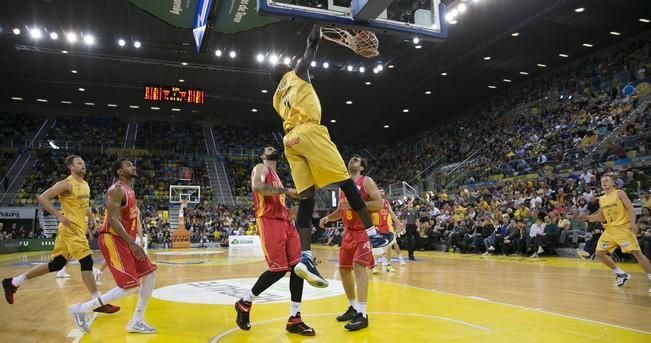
[403,202,420,260]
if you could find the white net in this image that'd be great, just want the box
[321,27,380,59]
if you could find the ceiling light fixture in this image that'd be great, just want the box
[441,72,448,76]
[345,100,353,104]
[330,119,336,123]
[310,61,317,67]
[179,79,185,83]
[66,32,77,43]
[12,28,21,35]
[181,62,188,66]
[559,53,569,58]
[582,43,593,47]
[251,108,258,112]
[322,61,329,68]
[229,50,237,58]
[415,45,423,49]
[365,81,372,85]
[84,102,95,106]
[107,104,117,107]
[71,70,78,74]
[171,108,181,112]
[134,41,141,48]
[383,125,390,128]
[151,106,160,110]
[30,28,43,40]
[412,37,420,44]
[129,105,139,109]
[78,87,85,92]
[458,3,467,13]
[256,53,264,62]
[347,65,354,72]
[36,98,48,102]
[609,31,621,36]
[61,50,68,54]
[574,8,585,13]
[488,85,497,89]
[269,54,279,65]
[83,34,95,45]
[60,100,72,104]
[118,38,126,47]
[261,89,268,93]
[484,56,491,60]
[503,79,512,82]
[283,57,291,65]
[359,67,366,73]
[215,49,222,57]
[520,71,529,75]
[10,97,23,101]
[50,32,58,40]
[639,18,650,23]
[387,65,395,69]
[425,90,432,94]
[537,63,547,67]
[402,109,409,113]
[511,32,519,37]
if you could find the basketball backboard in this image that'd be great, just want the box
[258,0,447,42]
[169,185,201,204]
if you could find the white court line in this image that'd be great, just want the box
[209,311,490,342]
[378,280,651,335]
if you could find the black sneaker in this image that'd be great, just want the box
[285,312,315,336]
[336,306,357,322]
[294,254,328,288]
[344,313,368,331]
[234,299,252,330]
[2,278,17,304]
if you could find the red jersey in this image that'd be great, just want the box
[100,181,139,240]
[374,199,392,233]
[253,166,290,220]
[339,176,368,231]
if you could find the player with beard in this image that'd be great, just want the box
[234,146,315,336]
[69,159,157,333]
[320,155,383,331]
[2,155,119,318]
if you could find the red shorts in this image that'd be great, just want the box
[99,233,157,289]
[339,229,374,269]
[257,217,301,272]
[377,224,391,234]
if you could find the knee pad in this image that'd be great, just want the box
[78,255,94,271]
[48,255,68,272]
[296,197,315,228]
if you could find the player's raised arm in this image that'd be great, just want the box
[251,163,291,196]
[295,25,321,82]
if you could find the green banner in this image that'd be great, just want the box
[16,239,55,252]
[129,0,281,33]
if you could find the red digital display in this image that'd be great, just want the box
[144,86,205,104]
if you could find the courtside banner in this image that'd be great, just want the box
[228,235,261,248]
[0,207,37,219]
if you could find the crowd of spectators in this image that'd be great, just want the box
[135,121,206,154]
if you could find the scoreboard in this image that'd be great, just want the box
[144,85,205,104]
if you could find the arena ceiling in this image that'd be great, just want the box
[0,0,650,143]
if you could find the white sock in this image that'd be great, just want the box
[613,267,625,275]
[348,299,357,311]
[358,302,367,316]
[11,274,27,287]
[302,250,312,258]
[79,287,135,312]
[91,291,101,299]
[647,273,651,282]
[132,273,155,322]
[243,290,256,303]
[290,301,300,317]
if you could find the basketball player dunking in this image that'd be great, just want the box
[270,24,390,289]
[320,155,383,331]
[578,173,651,292]
[69,159,158,333]
[2,155,119,318]
[234,146,315,336]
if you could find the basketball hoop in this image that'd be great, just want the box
[321,27,379,59]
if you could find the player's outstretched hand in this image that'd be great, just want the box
[319,217,328,229]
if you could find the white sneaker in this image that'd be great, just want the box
[69,304,90,333]
[482,251,490,256]
[372,266,379,274]
[57,270,71,278]
[577,249,590,259]
[488,246,495,252]
[537,246,544,254]
[530,253,539,258]
[126,320,157,334]
[614,273,630,287]
[93,268,102,282]
[398,256,406,265]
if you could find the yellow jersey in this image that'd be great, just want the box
[272,71,322,133]
[58,175,90,235]
[599,190,629,230]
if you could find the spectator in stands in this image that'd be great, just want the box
[528,216,546,258]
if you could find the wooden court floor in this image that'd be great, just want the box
[0,246,649,342]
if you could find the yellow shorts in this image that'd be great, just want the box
[51,224,91,261]
[596,227,640,253]
[283,123,350,193]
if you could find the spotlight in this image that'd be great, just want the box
[118,39,126,47]
[134,41,141,48]
[49,32,58,40]
[66,32,77,43]
[29,28,43,40]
